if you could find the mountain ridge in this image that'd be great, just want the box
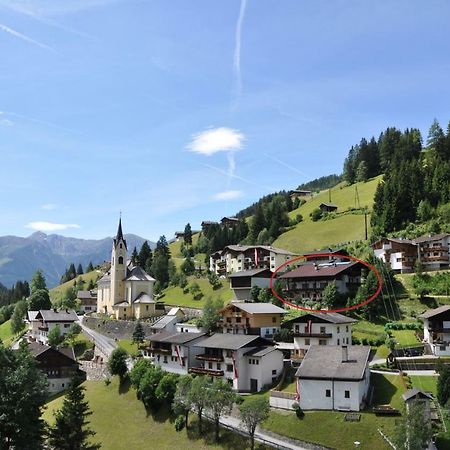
[0,232,155,288]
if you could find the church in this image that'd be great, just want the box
[97,219,161,320]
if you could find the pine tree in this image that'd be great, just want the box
[250,204,265,242]
[31,270,47,293]
[184,223,192,245]
[132,320,145,344]
[138,241,152,268]
[47,379,100,450]
[86,262,94,272]
[76,264,84,276]
[131,247,139,265]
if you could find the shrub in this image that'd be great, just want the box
[81,349,94,361]
[292,402,304,419]
[310,208,323,222]
[174,415,185,432]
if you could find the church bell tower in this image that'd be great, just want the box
[110,217,127,306]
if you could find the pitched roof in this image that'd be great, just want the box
[279,261,360,279]
[419,305,450,319]
[402,388,434,402]
[27,310,39,321]
[413,233,450,243]
[126,266,155,282]
[113,217,127,249]
[151,315,179,329]
[36,309,78,322]
[77,290,97,299]
[371,237,416,246]
[295,345,370,381]
[286,312,357,324]
[167,307,184,316]
[223,302,286,315]
[133,292,155,304]
[147,331,205,345]
[194,334,273,350]
[228,268,273,278]
[320,203,337,208]
[244,346,279,357]
[223,245,296,256]
[27,342,76,362]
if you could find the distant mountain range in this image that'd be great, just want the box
[0,232,155,288]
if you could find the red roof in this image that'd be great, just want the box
[279,262,360,279]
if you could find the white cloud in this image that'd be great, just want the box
[212,190,244,201]
[41,203,58,210]
[25,221,80,232]
[187,127,244,156]
[0,118,14,126]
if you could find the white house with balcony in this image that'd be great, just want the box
[419,305,450,356]
[28,309,78,344]
[372,237,417,273]
[143,331,206,374]
[285,312,357,361]
[190,334,284,392]
[295,345,371,411]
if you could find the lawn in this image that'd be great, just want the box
[160,276,233,309]
[118,339,140,356]
[409,375,438,396]
[49,270,103,304]
[0,319,14,346]
[73,333,94,358]
[391,329,420,347]
[274,176,382,254]
[262,373,404,450]
[352,320,386,341]
[43,378,264,450]
[169,233,200,258]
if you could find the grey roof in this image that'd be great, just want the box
[372,237,415,246]
[167,307,184,316]
[27,310,39,321]
[77,290,94,299]
[244,346,278,357]
[97,272,111,284]
[113,302,129,308]
[195,333,273,350]
[228,268,273,278]
[133,292,155,304]
[226,302,286,315]
[36,309,78,322]
[419,305,450,319]
[320,203,337,208]
[402,388,434,402]
[223,245,297,256]
[287,312,357,324]
[151,315,178,329]
[295,345,371,381]
[148,331,205,345]
[27,342,76,361]
[414,233,450,244]
[126,266,155,282]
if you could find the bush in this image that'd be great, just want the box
[81,349,94,361]
[174,415,185,432]
[310,208,323,222]
[292,402,304,419]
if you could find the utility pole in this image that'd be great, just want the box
[364,211,368,240]
[328,189,331,203]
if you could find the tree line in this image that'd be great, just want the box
[341,118,450,236]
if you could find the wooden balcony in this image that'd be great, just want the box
[293,332,332,338]
[196,353,224,362]
[150,347,171,355]
[189,367,224,377]
[38,326,49,331]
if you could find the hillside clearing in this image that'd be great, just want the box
[0,319,14,346]
[43,378,264,450]
[49,270,103,304]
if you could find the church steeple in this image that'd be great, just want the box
[114,216,127,250]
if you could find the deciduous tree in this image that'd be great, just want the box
[239,397,270,450]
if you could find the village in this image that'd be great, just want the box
[14,217,450,450]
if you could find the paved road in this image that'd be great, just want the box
[78,316,117,357]
[217,414,321,450]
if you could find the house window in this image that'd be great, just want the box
[326,389,331,397]
[319,340,327,346]
[217,363,221,370]
[227,364,233,372]
[256,360,259,365]
[305,339,310,345]
[337,326,340,333]
[320,326,326,334]
[226,317,231,323]
[236,317,241,323]
[272,369,276,375]
[208,362,213,369]
[64,324,70,328]
[226,350,232,358]
[440,345,446,351]
[337,339,340,345]
[272,317,276,323]
[345,390,350,399]
[146,305,149,311]
[163,356,167,363]
[346,326,349,332]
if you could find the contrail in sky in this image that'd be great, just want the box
[264,153,311,180]
[0,23,56,52]
[233,0,248,105]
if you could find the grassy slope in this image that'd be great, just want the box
[263,373,405,450]
[49,270,103,303]
[43,378,262,450]
[160,277,233,309]
[0,319,14,346]
[274,176,382,254]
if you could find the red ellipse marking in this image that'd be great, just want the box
[269,253,382,313]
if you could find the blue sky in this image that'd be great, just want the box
[1,0,450,241]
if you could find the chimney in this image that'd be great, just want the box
[342,345,348,363]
